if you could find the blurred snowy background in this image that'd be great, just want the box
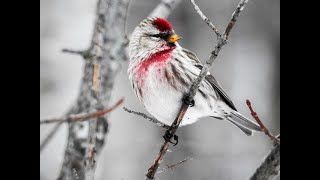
[40,0,280,179]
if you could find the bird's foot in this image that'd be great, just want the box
[182,96,195,107]
[163,130,179,146]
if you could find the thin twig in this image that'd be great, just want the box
[250,141,280,180]
[190,0,220,36]
[145,1,250,179]
[123,0,131,37]
[62,49,86,56]
[123,107,170,129]
[62,48,95,60]
[40,98,124,124]
[224,0,249,38]
[40,121,63,153]
[246,100,280,144]
[62,48,85,55]
[157,157,192,174]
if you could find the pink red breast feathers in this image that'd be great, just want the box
[152,18,173,32]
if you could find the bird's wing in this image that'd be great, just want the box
[182,48,237,111]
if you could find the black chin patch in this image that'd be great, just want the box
[167,42,176,47]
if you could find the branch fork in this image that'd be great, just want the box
[145,0,251,179]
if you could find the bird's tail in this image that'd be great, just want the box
[226,110,262,136]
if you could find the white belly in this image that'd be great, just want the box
[141,66,214,126]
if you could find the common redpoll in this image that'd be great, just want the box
[128,17,261,139]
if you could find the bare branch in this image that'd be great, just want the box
[145,1,250,179]
[246,100,280,180]
[123,107,170,129]
[148,0,182,18]
[40,98,124,124]
[250,142,280,180]
[190,0,220,36]
[146,143,170,180]
[224,0,249,38]
[246,100,280,144]
[40,122,63,153]
[157,157,192,174]
[40,117,68,124]
[62,48,85,56]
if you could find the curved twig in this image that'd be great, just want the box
[246,100,280,144]
[40,98,124,124]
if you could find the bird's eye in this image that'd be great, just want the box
[150,34,160,38]
[150,33,168,39]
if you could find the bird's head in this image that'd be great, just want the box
[129,17,181,63]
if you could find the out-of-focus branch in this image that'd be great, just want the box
[148,0,182,18]
[62,48,86,56]
[40,98,124,124]
[40,121,63,153]
[57,0,130,179]
[250,136,280,180]
[246,100,280,144]
[40,99,123,155]
[145,0,250,179]
[123,107,170,129]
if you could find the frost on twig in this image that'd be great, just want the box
[145,0,250,179]
[123,107,170,129]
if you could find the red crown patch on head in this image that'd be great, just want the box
[152,18,172,32]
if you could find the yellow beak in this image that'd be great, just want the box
[168,34,182,43]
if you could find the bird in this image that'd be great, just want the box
[128,17,261,144]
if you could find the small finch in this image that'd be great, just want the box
[128,17,261,138]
